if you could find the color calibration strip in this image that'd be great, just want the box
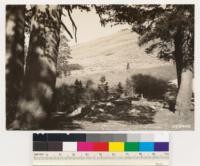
[33,133,169,166]
[33,133,169,152]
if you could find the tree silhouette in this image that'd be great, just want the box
[9,5,62,129]
[97,76,109,100]
[57,34,71,76]
[117,82,123,95]
[6,5,25,127]
[6,5,91,129]
[74,79,84,104]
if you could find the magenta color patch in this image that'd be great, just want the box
[77,142,94,151]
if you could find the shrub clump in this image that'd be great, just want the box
[131,74,168,99]
[68,64,83,71]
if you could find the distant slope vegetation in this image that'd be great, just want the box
[57,29,176,87]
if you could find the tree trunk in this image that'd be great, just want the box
[174,29,183,89]
[11,5,62,129]
[6,5,25,127]
[175,68,193,117]
[175,27,194,119]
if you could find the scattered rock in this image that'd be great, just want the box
[68,107,82,117]
[129,109,140,114]
[106,102,115,107]
[99,108,104,112]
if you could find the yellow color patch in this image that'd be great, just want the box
[109,142,124,152]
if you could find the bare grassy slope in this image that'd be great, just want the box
[57,29,176,87]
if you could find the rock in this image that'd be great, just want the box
[113,99,131,106]
[149,105,156,110]
[106,102,115,107]
[168,79,178,87]
[99,108,104,112]
[68,107,82,117]
[129,109,140,114]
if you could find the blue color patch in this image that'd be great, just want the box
[139,142,154,151]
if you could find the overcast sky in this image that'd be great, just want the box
[63,9,130,46]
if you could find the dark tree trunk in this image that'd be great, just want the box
[174,29,183,89]
[175,28,194,118]
[6,5,25,127]
[11,5,62,129]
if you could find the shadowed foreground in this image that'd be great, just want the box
[49,78,194,131]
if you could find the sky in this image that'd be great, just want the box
[63,9,130,46]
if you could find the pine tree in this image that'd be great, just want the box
[117,82,124,95]
[100,76,106,84]
[97,76,109,100]
[74,79,84,104]
[104,82,109,99]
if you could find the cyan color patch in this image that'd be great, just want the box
[139,142,154,151]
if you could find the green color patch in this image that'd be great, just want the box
[125,142,139,151]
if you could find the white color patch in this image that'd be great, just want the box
[62,142,77,152]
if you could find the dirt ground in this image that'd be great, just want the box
[60,100,194,131]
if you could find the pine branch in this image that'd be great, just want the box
[67,9,77,42]
[61,21,73,39]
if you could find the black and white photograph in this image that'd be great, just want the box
[6,4,194,130]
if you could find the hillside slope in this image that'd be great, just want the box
[57,29,176,86]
